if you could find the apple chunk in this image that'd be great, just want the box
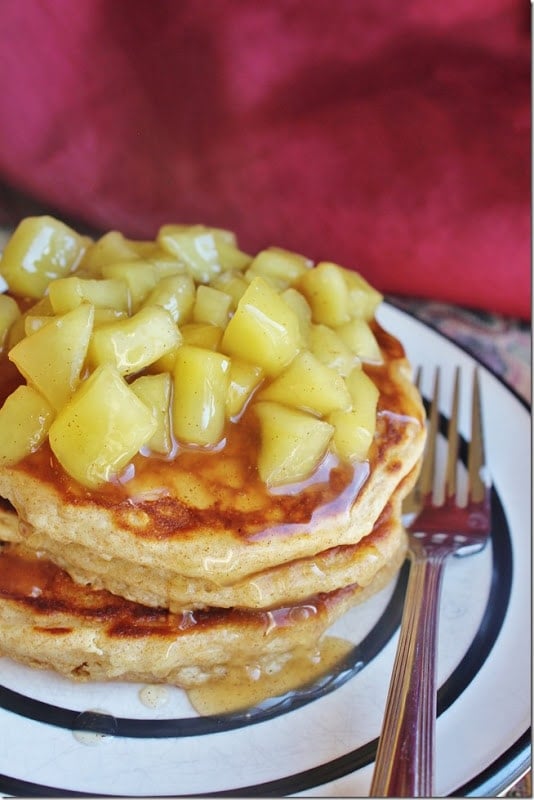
[193,285,232,327]
[8,303,94,411]
[157,226,221,283]
[297,261,351,327]
[344,270,383,320]
[257,350,351,416]
[49,364,157,488]
[0,215,88,299]
[211,270,248,309]
[226,360,264,420]
[245,246,311,289]
[0,385,54,467]
[143,273,195,324]
[48,276,130,315]
[309,324,358,377]
[254,401,334,486]
[180,323,223,350]
[328,409,375,462]
[280,287,312,344]
[88,306,181,376]
[131,373,173,455]
[221,277,300,376]
[336,319,382,364]
[101,260,158,311]
[329,368,379,461]
[346,367,379,407]
[173,345,230,447]
[158,224,251,281]
[79,231,141,275]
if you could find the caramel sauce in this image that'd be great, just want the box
[138,684,169,709]
[0,547,58,599]
[186,635,354,716]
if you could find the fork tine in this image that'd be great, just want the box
[401,367,424,514]
[445,367,460,498]
[468,369,487,503]
[418,368,440,500]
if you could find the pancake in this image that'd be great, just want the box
[0,509,406,688]
[0,330,425,597]
[1,470,415,611]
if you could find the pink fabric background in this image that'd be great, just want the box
[0,0,529,318]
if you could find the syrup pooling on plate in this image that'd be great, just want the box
[138,684,170,709]
[186,636,355,716]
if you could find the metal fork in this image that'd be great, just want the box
[370,367,492,797]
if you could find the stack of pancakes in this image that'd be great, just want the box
[0,225,425,696]
[0,350,424,690]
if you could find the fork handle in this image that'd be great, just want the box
[370,551,447,797]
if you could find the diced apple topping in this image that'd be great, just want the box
[180,322,223,350]
[257,350,351,416]
[193,285,233,327]
[226,361,264,420]
[88,306,181,376]
[142,274,195,324]
[298,261,351,327]
[336,318,383,364]
[298,261,383,326]
[280,287,312,344]
[173,345,230,446]
[331,368,380,462]
[9,303,94,410]
[211,270,249,309]
[0,216,89,298]
[0,385,54,466]
[101,261,159,311]
[131,373,173,455]
[309,323,358,377]
[49,365,157,488]
[48,276,130,315]
[157,224,251,283]
[245,246,312,290]
[221,277,301,376]
[344,270,383,320]
[254,402,334,486]
[78,231,143,275]
[0,216,386,488]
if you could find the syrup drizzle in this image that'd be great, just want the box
[185,636,354,716]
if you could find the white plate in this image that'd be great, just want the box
[0,303,530,797]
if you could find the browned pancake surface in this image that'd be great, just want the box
[0,519,406,686]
